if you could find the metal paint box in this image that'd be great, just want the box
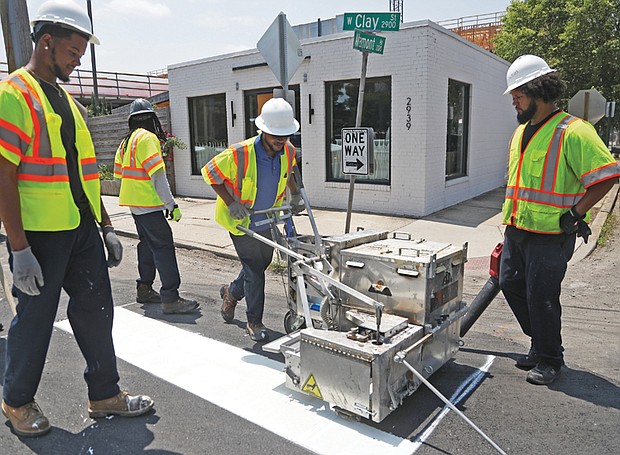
[339,237,467,326]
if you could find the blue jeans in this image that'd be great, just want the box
[499,227,576,368]
[132,211,181,303]
[4,213,121,406]
[228,230,274,324]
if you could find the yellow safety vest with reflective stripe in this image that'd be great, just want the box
[0,68,101,231]
[201,135,296,235]
[114,128,166,207]
[502,111,620,234]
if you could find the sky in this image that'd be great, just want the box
[1,0,512,74]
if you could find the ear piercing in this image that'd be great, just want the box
[44,45,49,50]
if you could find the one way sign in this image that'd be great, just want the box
[341,127,374,175]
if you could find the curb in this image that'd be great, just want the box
[113,228,240,262]
[570,182,619,263]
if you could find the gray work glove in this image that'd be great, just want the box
[12,246,44,296]
[102,225,123,267]
[228,201,250,220]
[290,193,305,214]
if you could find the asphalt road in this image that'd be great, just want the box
[0,223,618,454]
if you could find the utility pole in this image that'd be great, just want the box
[86,0,100,111]
[0,0,32,72]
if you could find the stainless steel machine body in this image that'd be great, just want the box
[264,227,468,422]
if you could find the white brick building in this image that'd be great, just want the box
[167,19,515,217]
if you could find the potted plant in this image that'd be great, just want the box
[98,163,120,196]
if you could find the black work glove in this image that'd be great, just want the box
[165,204,182,222]
[559,206,585,235]
[576,219,592,244]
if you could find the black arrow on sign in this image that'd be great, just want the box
[345,159,364,170]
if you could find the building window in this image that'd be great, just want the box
[446,79,470,180]
[188,93,228,175]
[326,77,391,184]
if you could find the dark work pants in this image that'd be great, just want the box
[499,227,576,368]
[229,229,274,324]
[132,211,181,304]
[4,214,121,407]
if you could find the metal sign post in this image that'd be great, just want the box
[343,11,399,233]
[344,50,368,234]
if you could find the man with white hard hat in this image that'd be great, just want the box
[202,97,303,342]
[499,54,620,385]
[0,0,153,437]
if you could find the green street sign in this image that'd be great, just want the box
[343,12,400,32]
[353,30,386,54]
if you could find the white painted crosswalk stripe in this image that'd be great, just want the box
[56,308,418,455]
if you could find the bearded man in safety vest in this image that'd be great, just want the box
[202,97,303,342]
[0,0,154,438]
[500,55,620,385]
[114,98,199,314]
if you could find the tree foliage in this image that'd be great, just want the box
[494,0,620,130]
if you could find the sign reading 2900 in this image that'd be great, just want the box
[343,12,401,32]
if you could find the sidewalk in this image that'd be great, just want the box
[102,183,619,271]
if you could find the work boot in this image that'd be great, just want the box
[246,322,269,342]
[136,284,161,304]
[1,400,51,437]
[526,361,562,385]
[220,285,238,322]
[162,296,199,314]
[88,391,154,418]
[515,343,540,370]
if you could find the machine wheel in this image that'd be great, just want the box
[284,310,306,334]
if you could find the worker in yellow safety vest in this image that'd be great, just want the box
[114,98,199,315]
[499,54,620,385]
[202,97,304,342]
[0,0,153,438]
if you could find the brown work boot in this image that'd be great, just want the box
[1,400,51,437]
[220,285,238,322]
[137,284,161,303]
[246,322,269,342]
[88,391,154,418]
[162,296,199,314]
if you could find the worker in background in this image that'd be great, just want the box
[114,99,199,314]
[499,54,620,385]
[202,97,303,342]
[0,0,154,438]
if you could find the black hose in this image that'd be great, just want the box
[460,276,500,337]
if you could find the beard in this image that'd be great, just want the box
[51,48,70,83]
[517,101,537,124]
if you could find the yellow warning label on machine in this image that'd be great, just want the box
[302,374,323,399]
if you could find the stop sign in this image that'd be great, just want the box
[568,89,606,124]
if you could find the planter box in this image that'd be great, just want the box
[100,179,120,196]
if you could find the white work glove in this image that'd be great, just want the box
[102,225,123,267]
[290,193,305,214]
[12,246,44,296]
[228,201,250,221]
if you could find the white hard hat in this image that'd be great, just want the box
[31,0,100,45]
[503,54,555,95]
[255,98,300,136]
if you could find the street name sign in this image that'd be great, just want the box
[341,127,374,175]
[343,12,400,32]
[353,30,386,54]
